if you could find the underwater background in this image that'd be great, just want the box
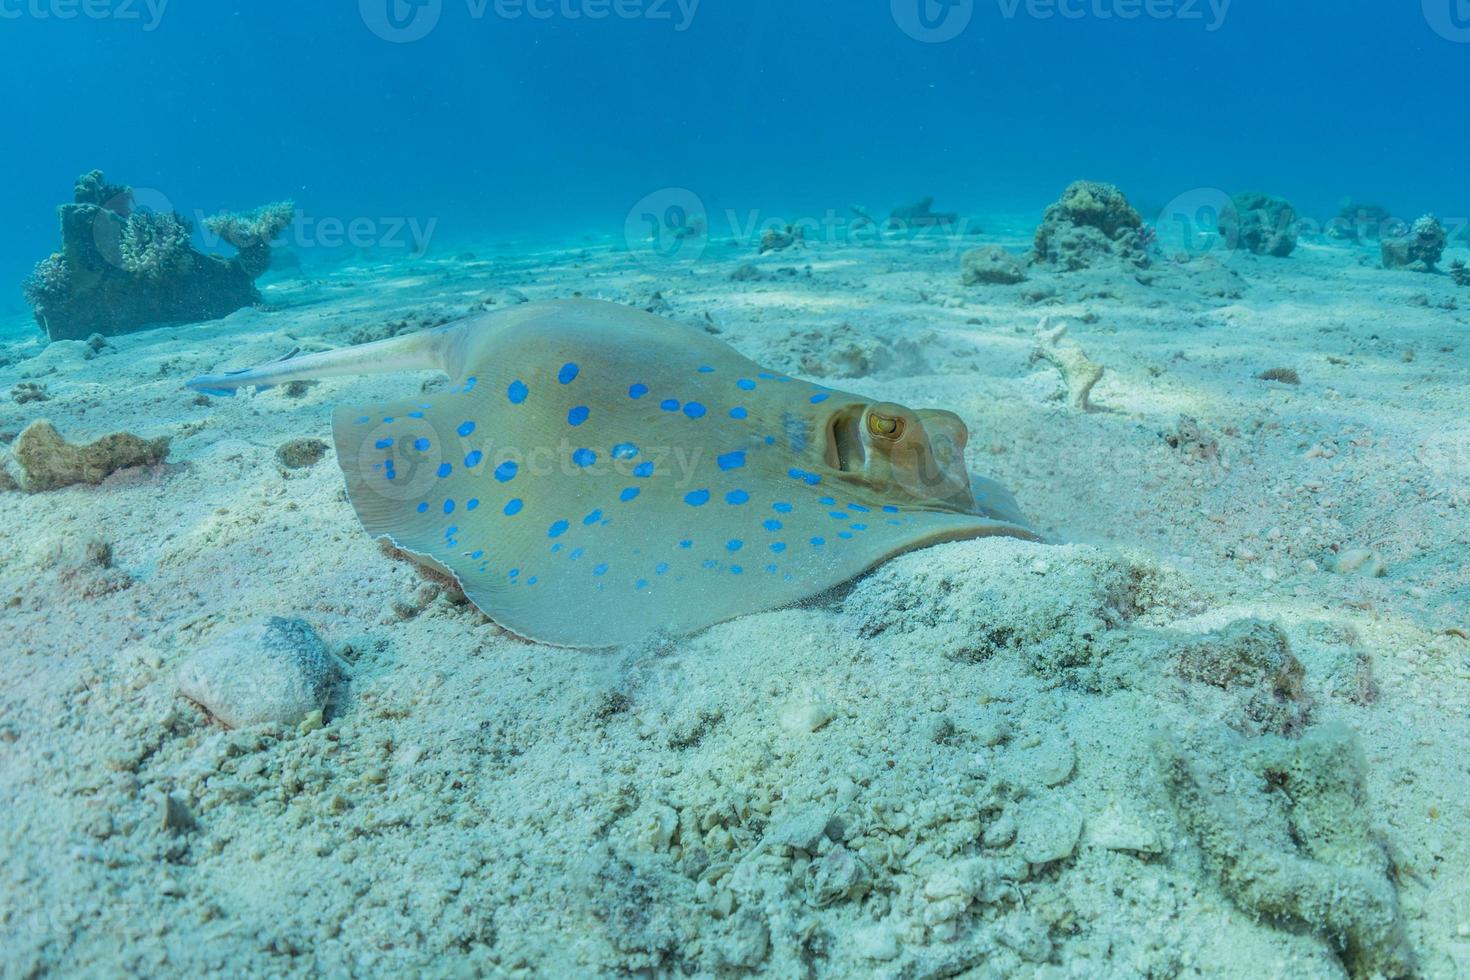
[2,0,1468,328]
[4,3,1470,978]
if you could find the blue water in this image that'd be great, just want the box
[1,0,1466,326]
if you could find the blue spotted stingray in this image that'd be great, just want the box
[189,299,1036,647]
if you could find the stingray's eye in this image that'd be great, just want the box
[867,412,905,440]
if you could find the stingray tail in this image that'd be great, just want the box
[186,323,461,394]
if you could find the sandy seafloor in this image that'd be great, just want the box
[1,216,1468,979]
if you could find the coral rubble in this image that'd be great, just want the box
[21,170,294,341]
[960,245,1027,285]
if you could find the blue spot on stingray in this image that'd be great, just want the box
[702,559,717,569]
[655,562,669,575]
[763,519,783,531]
[572,448,597,468]
[583,509,603,525]
[811,392,831,404]
[558,362,579,384]
[409,412,424,419]
[458,421,476,437]
[569,547,584,560]
[593,563,608,576]
[766,564,778,574]
[852,523,868,531]
[355,416,370,425]
[811,537,826,547]
[414,438,431,451]
[789,468,822,485]
[829,512,849,520]
[765,436,776,445]
[508,380,528,404]
[471,550,484,560]
[727,540,743,552]
[730,565,744,575]
[730,406,748,420]
[633,461,654,478]
[660,399,680,412]
[736,379,756,391]
[679,540,693,549]
[717,451,746,471]
[375,438,393,450]
[527,576,538,586]
[849,503,871,513]
[636,578,648,589]
[629,383,648,399]
[887,519,902,526]
[463,376,477,391]
[504,498,523,515]
[465,450,483,467]
[495,461,519,482]
[444,499,456,515]
[445,526,459,537]
[437,463,453,478]
[684,402,707,419]
[548,520,569,538]
[551,543,562,553]
[773,502,793,513]
[758,372,775,380]
[467,499,480,511]
[685,489,711,507]
[509,569,519,579]
[839,531,854,539]
[771,542,787,553]
[416,502,428,513]
[882,505,900,513]
[698,365,715,373]
[567,406,590,426]
[383,417,395,424]
[819,496,836,505]
[725,489,750,505]
[612,442,638,460]
[620,487,640,502]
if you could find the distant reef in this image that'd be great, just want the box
[21,170,294,342]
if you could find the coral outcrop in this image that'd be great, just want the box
[1327,199,1392,242]
[1380,214,1447,272]
[1218,192,1298,257]
[21,170,294,341]
[10,420,170,492]
[960,245,1027,285]
[1032,181,1150,270]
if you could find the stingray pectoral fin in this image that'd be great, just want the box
[969,474,1032,530]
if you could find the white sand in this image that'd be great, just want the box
[1,225,1467,977]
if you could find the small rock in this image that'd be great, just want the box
[717,908,770,969]
[769,805,832,852]
[778,693,833,733]
[1015,798,1082,864]
[853,921,901,961]
[1033,738,1076,788]
[1087,804,1162,856]
[275,438,328,469]
[1333,548,1385,578]
[804,845,869,907]
[159,793,195,834]
[176,617,335,729]
[961,246,1027,286]
[997,913,1053,963]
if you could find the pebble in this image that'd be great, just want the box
[769,805,832,852]
[804,845,868,907]
[1033,738,1076,787]
[1333,548,1386,578]
[1016,799,1083,864]
[778,693,833,733]
[176,617,335,729]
